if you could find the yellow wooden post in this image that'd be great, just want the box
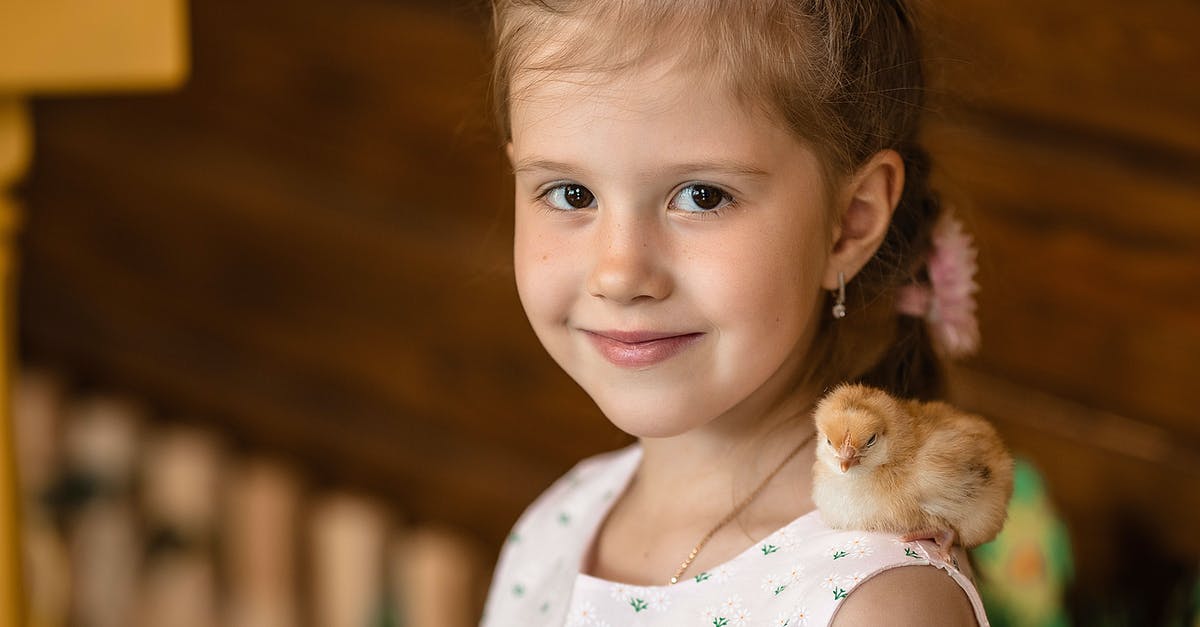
[0,2,188,625]
[0,95,30,627]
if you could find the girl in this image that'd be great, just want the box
[482,1,990,625]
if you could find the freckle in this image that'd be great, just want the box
[542,255,548,261]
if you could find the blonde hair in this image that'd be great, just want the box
[491,0,948,401]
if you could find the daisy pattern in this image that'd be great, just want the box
[842,571,869,589]
[608,583,635,604]
[775,526,801,551]
[784,563,805,583]
[819,573,841,590]
[700,598,748,627]
[709,563,736,583]
[850,543,874,559]
[645,588,671,612]
[730,607,752,626]
[606,583,667,613]
[719,595,745,614]
[771,605,810,627]
[760,572,784,594]
[566,601,597,626]
[844,536,868,552]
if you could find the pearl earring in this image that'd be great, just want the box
[832,271,847,318]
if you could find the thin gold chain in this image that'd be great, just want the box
[668,430,817,585]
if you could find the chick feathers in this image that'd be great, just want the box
[811,383,1013,556]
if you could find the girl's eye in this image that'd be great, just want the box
[673,184,732,213]
[866,434,878,447]
[543,183,596,210]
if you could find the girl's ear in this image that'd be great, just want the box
[505,141,515,167]
[822,149,905,291]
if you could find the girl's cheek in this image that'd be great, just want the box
[514,223,580,313]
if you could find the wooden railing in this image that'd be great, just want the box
[0,2,188,624]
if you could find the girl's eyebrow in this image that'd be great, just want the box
[512,157,770,179]
[511,158,585,176]
[664,161,771,179]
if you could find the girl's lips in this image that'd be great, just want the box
[583,330,704,368]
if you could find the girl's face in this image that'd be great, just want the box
[508,59,833,438]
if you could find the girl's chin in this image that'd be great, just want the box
[588,394,722,439]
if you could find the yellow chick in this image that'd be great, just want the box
[811,383,1014,561]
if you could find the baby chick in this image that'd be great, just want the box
[811,383,1013,562]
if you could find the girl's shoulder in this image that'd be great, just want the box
[785,528,988,626]
[828,557,983,627]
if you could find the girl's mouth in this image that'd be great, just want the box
[583,330,704,368]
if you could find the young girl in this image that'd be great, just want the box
[482,1,990,625]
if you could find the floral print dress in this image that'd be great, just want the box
[481,444,990,627]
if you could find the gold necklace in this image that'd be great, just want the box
[668,430,817,585]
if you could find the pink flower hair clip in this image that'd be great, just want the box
[895,210,981,358]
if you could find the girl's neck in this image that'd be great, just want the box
[626,388,821,527]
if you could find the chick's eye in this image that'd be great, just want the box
[826,438,832,447]
[674,184,731,213]
[544,183,596,210]
[866,434,878,447]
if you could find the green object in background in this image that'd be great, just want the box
[971,459,1074,627]
[1192,575,1200,627]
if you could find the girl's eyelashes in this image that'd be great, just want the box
[671,183,734,215]
[539,183,597,211]
[533,182,737,216]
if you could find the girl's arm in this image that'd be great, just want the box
[829,565,980,627]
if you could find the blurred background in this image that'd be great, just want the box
[0,0,1197,625]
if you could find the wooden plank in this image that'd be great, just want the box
[924,118,1200,438]
[921,0,1200,155]
[0,197,23,627]
[947,366,1200,589]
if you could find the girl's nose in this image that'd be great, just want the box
[585,214,673,304]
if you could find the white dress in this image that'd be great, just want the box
[481,443,990,626]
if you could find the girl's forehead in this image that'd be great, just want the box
[505,50,826,186]
[511,54,704,116]
[509,61,770,144]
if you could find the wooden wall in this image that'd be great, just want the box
[919,1,1200,615]
[13,0,1199,620]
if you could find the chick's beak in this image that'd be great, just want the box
[837,443,860,473]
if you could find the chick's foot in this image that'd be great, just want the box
[899,528,958,566]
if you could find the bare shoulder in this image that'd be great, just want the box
[829,564,980,627]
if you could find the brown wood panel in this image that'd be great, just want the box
[922,0,1200,155]
[924,117,1200,441]
[948,366,1200,602]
